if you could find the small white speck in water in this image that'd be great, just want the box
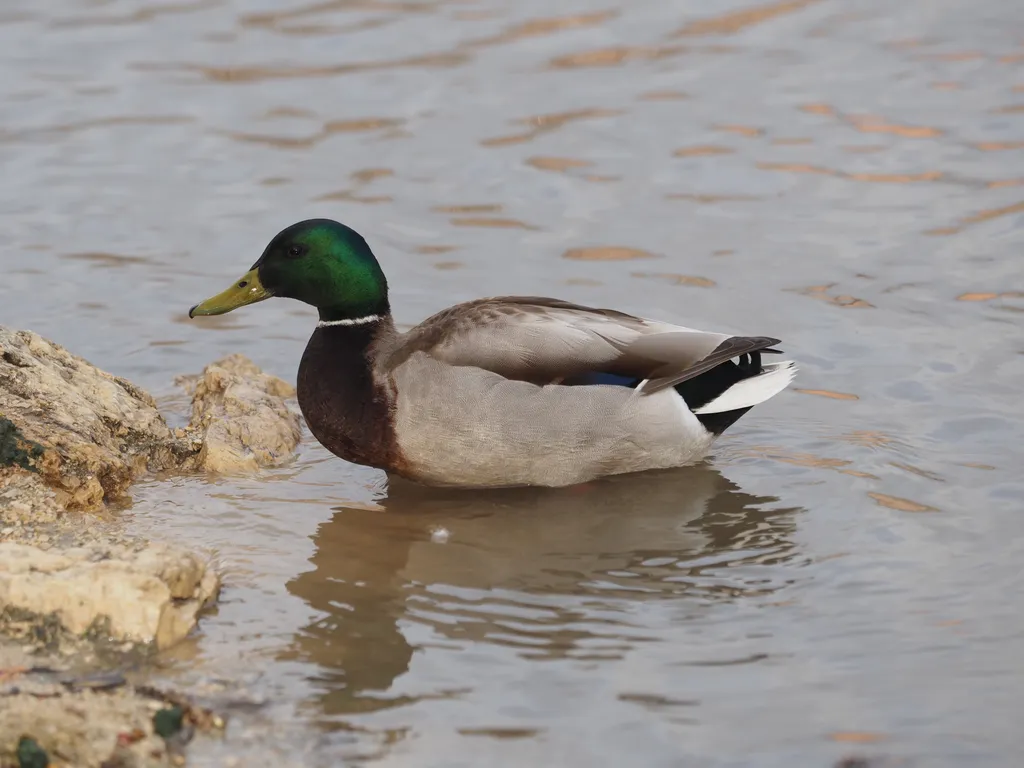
[430,526,450,544]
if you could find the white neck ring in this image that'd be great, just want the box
[317,314,381,328]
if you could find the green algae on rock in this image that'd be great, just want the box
[152,706,185,739]
[0,416,44,473]
[16,736,48,768]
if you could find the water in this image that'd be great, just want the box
[2,0,1023,765]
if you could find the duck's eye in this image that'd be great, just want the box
[287,244,307,259]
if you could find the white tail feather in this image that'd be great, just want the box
[692,361,797,415]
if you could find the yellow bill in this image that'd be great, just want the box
[189,269,271,317]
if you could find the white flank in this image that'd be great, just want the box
[317,315,381,328]
[693,361,797,415]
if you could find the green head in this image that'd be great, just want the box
[189,219,388,322]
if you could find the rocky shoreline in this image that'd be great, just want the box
[0,327,302,767]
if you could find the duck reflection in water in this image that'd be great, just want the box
[279,465,801,725]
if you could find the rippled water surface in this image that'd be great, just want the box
[2,0,1023,765]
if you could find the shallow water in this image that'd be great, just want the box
[2,0,1023,765]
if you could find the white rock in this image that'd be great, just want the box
[187,353,302,473]
[0,541,220,648]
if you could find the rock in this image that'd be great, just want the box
[0,542,219,649]
[0,328,199,510]
[0,647,159,767]
[1,329,302,509]
[0,642,228,767]
[0,336,304,656]
[0,334,285,766]
[2,688,170,767]
[186,354,301,473]
[0,469,63,526]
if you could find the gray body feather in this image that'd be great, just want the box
[364,297,792,488]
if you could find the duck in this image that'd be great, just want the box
[189,218,796,488]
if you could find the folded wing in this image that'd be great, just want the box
[391,296,781,394]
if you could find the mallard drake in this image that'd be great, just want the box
[189,219,795,488]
